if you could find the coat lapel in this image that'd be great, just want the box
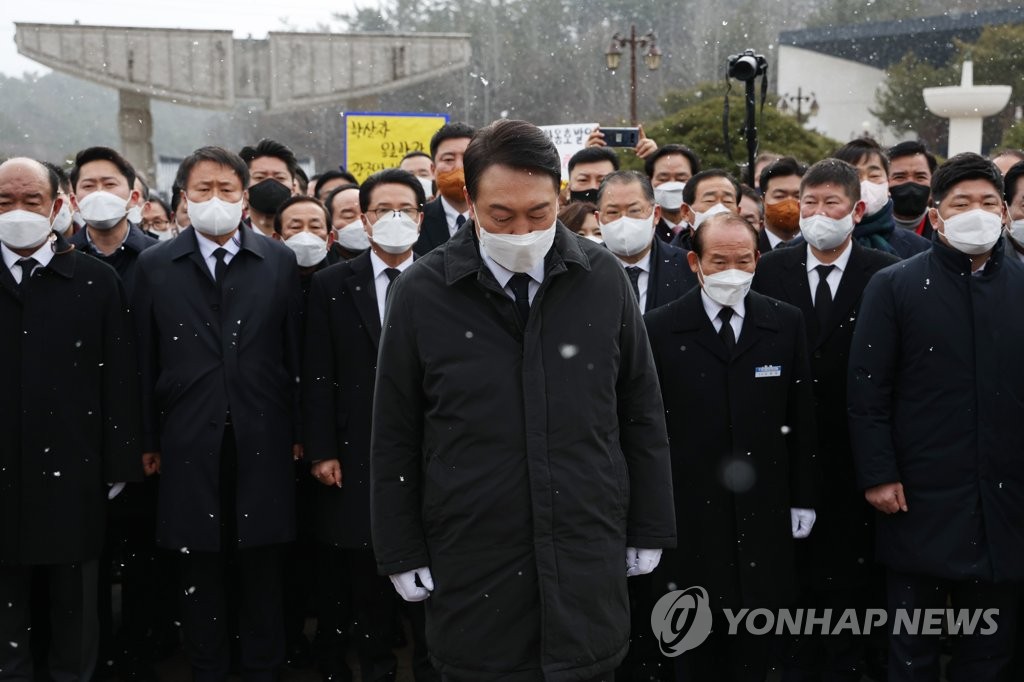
[819,242,871,342]
[733,292,781,360]
[777,246,819,345]
[169,228,216,286]
[0,260,19,301]
[672,290,729,363]
[347,252,382,348]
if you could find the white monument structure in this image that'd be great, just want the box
[923,59,1012,156]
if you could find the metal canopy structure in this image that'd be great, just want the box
[14,22,473,176]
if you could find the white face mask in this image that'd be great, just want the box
[477,213,557,273]
[155,228,175,242]
[938,208,1003,255]
[600,212,655,257]
[72,210,85,228]
[692,202,730,229]
[335,219,371,251]
[860,180,890,217]
[584,234,604,244]
[654,182,686,211]
[51,203,73,234]
[187,196,243,236]
[1008,219,1024,248]
[127,205,144,225]
[77,190,130,231]
[698,264,754,307]
[799,211,856,251]
[284,231,328,267]
[370,211,420,255]
[416,176,434,199]
[0,207,55,250]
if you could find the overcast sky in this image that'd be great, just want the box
[2,0,361,76]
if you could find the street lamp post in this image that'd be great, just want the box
[605,25,661,126]
[778,87,820,125]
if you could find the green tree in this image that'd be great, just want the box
[872,53,955,154]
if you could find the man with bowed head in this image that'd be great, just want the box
[371,119,676,682]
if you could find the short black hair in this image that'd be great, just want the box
[238,139,299,181]
[463,119,561,200]
[401,150,432,163]
[70,146,136,191]
[272,195,330,234]
[40,161,68,196]
[175,146,250,192]
[430,122,476,160]
[314,169,359,199]
[931,152,1003,207]
[294,166,309,194]
[596,170,655,206]
[887,140,938,174]
[170,184,184,213]
[758,157,807,195]
[990,148,1024,164]
[359,168,426,213]
[801,158,861,203]
[146,196,172,221]
[567,146,620,176]
[324,183,361,216]
[1003,161,1024,206]
[692,212,758,258]
[833,137,889,175]
[682,169,740,206]
[740,185,764,217]
[644,144,701,179]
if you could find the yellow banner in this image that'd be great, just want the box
[342,112,449,182]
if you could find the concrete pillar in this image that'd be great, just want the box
[118,89,154,182]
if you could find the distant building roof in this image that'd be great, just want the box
[779,8,1024,68]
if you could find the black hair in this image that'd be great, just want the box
[170,184,184,213]
[402,150,432,163]
[887,140,938,174]
[833,137,889,175]
[70,146,136,191]
[557,201,598,233]
[430,122,477,160]
[758,157,807,195]
[294,166,309,194]
[314,170,360,199]
[681,169,740,206]
[644,144,701,179]
[692,213,759,258]
[463,120,561,199]
[39,160,67,197]
[1003,161,1024,206]
[931,152,1003,207]
[135,175,150,200]
[800,158,861,203]
[990,148,1024,165]
[147,196,172,221]
[272,195,331,234]
[324,183,362,216]
[740,185,764,216]
[359,168,427,213]
[175,146,250,192]
[596,170,655,205]
[238,139,299,181]
[567,146,620,176]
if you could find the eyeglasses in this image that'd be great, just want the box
[367,208,420,221]
[142,219,170,230]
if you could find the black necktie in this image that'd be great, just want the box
[508,273,532,327]
[384,267,401,300]
[455,214,467,231]
[213,248,228,285]
[718,307,736,354]
[814,264,835,327]
[16,257,38,292]
[625,266,642,303]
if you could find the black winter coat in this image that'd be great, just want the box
[371,222,676,681]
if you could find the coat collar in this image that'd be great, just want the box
[345,250,383,347]
[930,230,1005,277]
[670,288,780,362]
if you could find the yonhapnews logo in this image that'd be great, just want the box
[650,586,714,657]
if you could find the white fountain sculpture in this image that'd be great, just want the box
[923,58,1012,156]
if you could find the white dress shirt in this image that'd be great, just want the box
[701,289,745,341]
[479,243,545,305]
[616,251,652,312]
[195,229,241,280]
[765,229,789,250]
[2,237,56,283]
[370,250,414,323]
[441,196,470,237]
[806,240,852,304]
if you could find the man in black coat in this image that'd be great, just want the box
[371,120,676,682]
[132,146,303,682]
[645,212,819,682]
[595,170,696,315]
[752,159,899,681]
[0,157,142,680]
[849,153,1023,681]
[304,169,425,681]
[413,122,475,256]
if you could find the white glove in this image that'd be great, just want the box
[107,482,126,500]
[625,547,662,577]
[389,566,434,602]
[791,508,816,539]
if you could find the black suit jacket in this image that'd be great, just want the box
[645,289,818,610]
[752,241,899,588]
[70,223,158,296]
[132,226,303,551]
[644,237,698,313]
[302,251,388,548]
[413,197,451,256]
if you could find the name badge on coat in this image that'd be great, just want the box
[754,364,782,378]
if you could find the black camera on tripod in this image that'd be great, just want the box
[727,49,768,81]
